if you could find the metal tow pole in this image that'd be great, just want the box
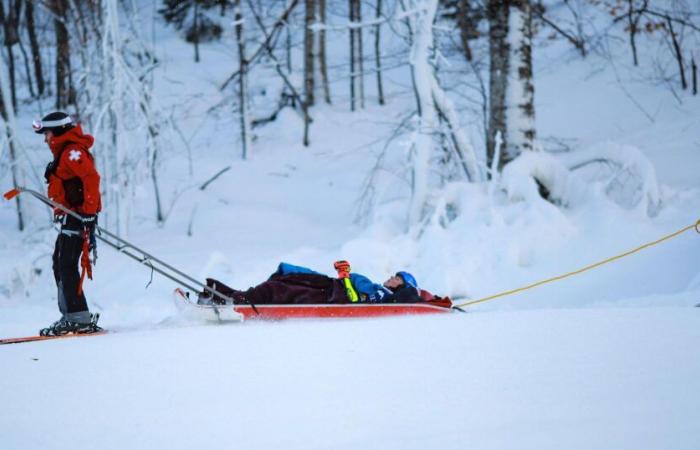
[4,187,258,314]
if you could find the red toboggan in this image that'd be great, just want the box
[175,288,453,321]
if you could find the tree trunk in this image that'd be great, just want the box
[457,0,474,61]
[627,0,638,66]
[18,36,36,98]
[304,0,315,145]
[139,97,163,223]
[0,0,19,109]
[52,0,72,109]
[193,1,201,63]
[405,0,439,226]
[505,0,536,158]
[6,125,23,230]
[304,0,315,107]
[356,0,364,109]
[285,14,294,107]
[0,60,24,231]
[692,56,697,95]
[25,0,45,96]
[431,76,480,181]
[286,18,292,74]
[486,0,509,171]
[349,0,356,111]
[666,16,687,90]
[318,0,331,103]
[234,0,250,159]
[374,0,385,105]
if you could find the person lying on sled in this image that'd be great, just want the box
[197,261,438,306]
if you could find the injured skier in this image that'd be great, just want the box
[198,261,443,306]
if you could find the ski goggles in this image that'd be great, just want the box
[32,116,73,134]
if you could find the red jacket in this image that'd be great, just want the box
[46,124,102,215]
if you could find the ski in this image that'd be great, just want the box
[0,331,108,346]
[173,288,244,322]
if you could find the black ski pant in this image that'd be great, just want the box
[52,215,90,322]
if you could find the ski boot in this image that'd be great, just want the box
[40,313,103,336]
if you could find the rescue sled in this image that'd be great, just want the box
[174,288,452,321]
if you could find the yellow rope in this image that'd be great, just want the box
[454,218,700,309]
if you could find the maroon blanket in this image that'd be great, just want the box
[205,273,349,305]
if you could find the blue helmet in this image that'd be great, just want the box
[396,271,418,289]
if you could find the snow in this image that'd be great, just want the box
[2,309,700,450]
[1,1,700,449]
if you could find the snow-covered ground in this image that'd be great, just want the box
[3,309,700,450]
[1,2,700,449]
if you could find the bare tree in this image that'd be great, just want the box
[349,0,357,111]
[0,0,20,109]
[666,14,687,90]
[486,0,509,170]
[234,0,251,158]
[220,0,301,91]
[0,55,23,230]
[374,0,385,105]
[455,0,480,61]
[507,0,536,156]
[244,0,309,146]
[356,0,365,108]
[318,0,331,103]
[304,0,315,145]
[348,0,366,110]
[609,1,700,92]
[160,0,225,63]
[24,0,45,96]
[487,0,536,170]
[193,0,201,62]
[400,0,480,225]
[51,0,75,109]
[626,0,648,66]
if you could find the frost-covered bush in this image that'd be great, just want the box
[561,143,661,216]
[501,143,661,217]
[501,151,571,205]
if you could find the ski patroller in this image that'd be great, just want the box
[3,187,244,306]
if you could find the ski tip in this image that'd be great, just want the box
[3,188,20,201]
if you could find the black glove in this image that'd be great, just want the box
[44,160,58,184]
[81,214,96,226]
[81,214,98,251]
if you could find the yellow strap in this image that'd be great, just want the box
[344,278,360,303]
[455,218,700,309]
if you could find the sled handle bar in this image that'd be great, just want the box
[4,187,255,312]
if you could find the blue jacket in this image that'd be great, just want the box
[275,262,392,303]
